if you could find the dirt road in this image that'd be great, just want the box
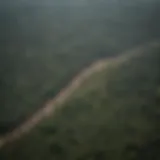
[0,41,159,149]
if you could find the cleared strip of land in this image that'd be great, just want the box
[0,41,159,149]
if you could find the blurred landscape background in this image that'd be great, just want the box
[0,0,160,133]
[0,0,160,159]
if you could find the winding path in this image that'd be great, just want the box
[0,41,159,149]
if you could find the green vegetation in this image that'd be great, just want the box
[1,0,160,133]
[0,44,159,160]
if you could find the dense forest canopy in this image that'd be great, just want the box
[0,42,160,160]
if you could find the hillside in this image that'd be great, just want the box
[0,43,159,160]
[1,0,160,134]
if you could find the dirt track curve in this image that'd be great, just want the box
[0,41,159,149]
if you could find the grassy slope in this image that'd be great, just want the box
[0,44,160,160]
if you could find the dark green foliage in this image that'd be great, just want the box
[136,139,160,160]
[0,45,160,160]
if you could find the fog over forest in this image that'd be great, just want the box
[0,0,160,133]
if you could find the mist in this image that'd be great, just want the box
[0,0,160,133]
